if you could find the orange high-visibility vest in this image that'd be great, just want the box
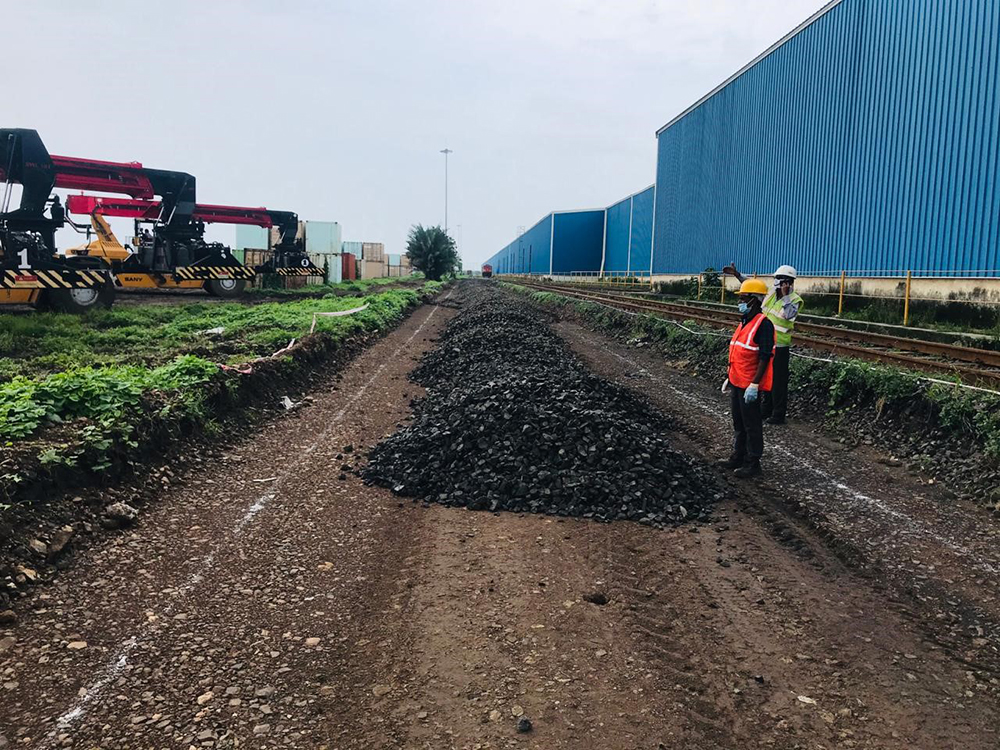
[728,313,774,391]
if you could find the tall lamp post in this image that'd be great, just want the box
[440,148,453,233]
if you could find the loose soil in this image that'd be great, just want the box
[1,282,998,749]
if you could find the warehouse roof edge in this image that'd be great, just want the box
[655,0,846,136]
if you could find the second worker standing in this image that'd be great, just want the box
[722,263,804,425]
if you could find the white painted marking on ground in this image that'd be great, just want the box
[48,295,451,741]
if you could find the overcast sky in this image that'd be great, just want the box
[8,0,827,267]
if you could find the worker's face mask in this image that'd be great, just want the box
[737,301,751,315]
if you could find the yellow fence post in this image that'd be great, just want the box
[720,277,725,305]
[697,274,702,300]
[838,270,846,316]
[903,270,912,326]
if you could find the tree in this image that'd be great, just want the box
[405,225,460,281]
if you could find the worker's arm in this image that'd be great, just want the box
[722,263,746,283]
[780,298,801,320]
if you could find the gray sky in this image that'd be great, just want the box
[8,0,826,267]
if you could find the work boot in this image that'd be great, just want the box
[734,460,762,479]
[717,454,744,470]
[766,416,786,425]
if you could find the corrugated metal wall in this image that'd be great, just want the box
[653,0,1000,278]
[521,215,554,274]
[602,187,655,276]
[602,198,631,273]
[552,211,605,274]
[629,186,655,274]
[489,214,552,274]
[490,211,604,275]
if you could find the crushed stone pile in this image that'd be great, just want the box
[363,284,718,526]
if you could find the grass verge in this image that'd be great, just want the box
[0,282,442,506]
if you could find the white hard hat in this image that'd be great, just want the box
[774,264,797,279]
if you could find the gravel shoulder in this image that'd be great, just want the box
[2,285,998,749]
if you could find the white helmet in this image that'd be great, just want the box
[774,264,797,279]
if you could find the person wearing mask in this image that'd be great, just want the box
[722,263,803,424]
[719,278,775,478]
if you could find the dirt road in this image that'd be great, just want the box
[1,289,998,748]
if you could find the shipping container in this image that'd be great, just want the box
[341,252,357,281]
[388,265,401,277]
[323,254,343,284]
[304,221,342,255]
[489,210,605,276]
[342,241,363,257]
[235,225,269,252]
[362,242,385,263]
[359,259,386,279]
[387,253,401,266]
[652,0,1000,278]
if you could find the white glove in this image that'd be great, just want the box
[744,383,759,403]
[721,378,731,394]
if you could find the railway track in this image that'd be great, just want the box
[516,281,1000,386]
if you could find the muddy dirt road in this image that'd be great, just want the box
[1,287,998,748]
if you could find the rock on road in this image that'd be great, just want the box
[0,286,998,749]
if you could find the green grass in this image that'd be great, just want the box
[0,282,438,382]
[0,282,441,454]
[243,276,420,298]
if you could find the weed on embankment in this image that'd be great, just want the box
[0,283,441,501]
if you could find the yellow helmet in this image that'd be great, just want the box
[738,278,769,296]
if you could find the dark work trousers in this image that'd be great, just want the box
[761,347,791,420]
[730,386,765,463]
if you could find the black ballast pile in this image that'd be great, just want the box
[364,284,718,526]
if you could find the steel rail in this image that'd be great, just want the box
[531,282,1000,369]
[517,281,1000,386]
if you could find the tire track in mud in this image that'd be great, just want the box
[552,317,1000,749]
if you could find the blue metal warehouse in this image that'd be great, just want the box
[488,210,605,275]
[601,185,655,276]
[653,0,1000,278]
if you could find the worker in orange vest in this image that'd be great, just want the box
[719,278,775,478]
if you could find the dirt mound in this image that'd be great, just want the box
[364,285,719,526]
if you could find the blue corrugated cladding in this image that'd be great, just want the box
[518,215,553,274]
[552,211,605,274]
[628,186,655,274]
[653,0,1000,278]
[603,199,631,273]
[493,211,604,275]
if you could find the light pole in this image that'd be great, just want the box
[440,148,453,233]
